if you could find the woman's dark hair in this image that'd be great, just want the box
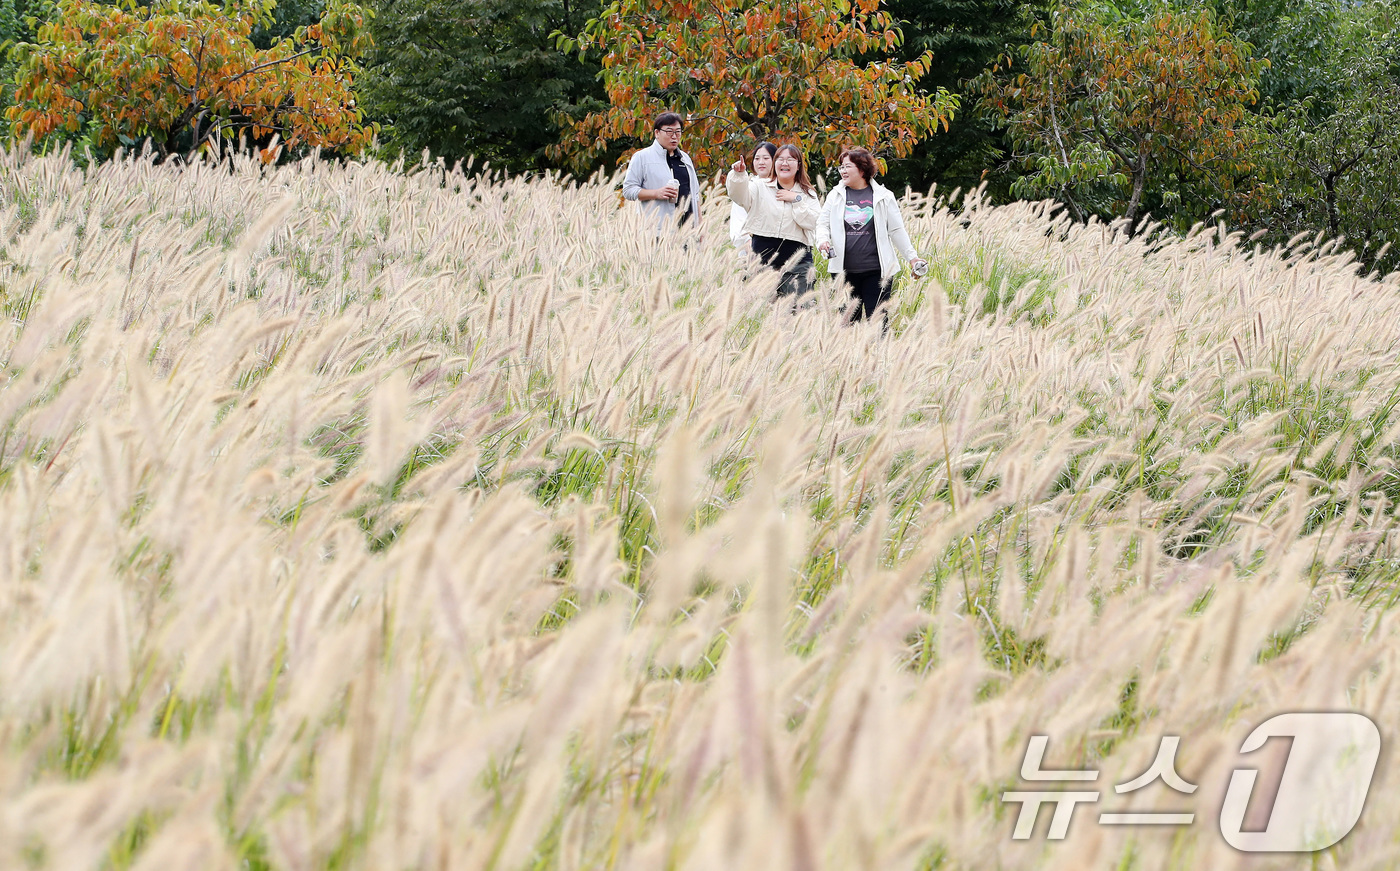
[653,112,685,130]
[838,147,878,182]
[750,141,778,177]
[773,143,816,195]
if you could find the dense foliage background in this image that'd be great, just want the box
[3,0,1398,271]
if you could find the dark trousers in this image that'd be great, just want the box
[844,270,892,321]
[751,235,813,297]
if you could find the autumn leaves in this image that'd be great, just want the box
[552,0,958,174]
[7,0,376,160]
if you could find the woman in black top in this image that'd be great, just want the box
[815,147,927,321]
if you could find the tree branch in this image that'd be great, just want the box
[222,47,322,87]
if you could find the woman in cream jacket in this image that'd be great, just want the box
[814,147,927,322]
[727,143,820,297]
[729,141,777,248]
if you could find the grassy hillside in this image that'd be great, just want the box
[1,147,1398,869]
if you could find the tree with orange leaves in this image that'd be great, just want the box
[7,0,376,160]
[550,0,959,174]
[976,3,1265,227]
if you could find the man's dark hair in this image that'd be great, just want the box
[653,112,685,130]
[838,147,878,181]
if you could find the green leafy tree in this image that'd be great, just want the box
[552,0,958,174]
[251,0,327,47]
[361,0,606,173]
[1210,0,1342,108]
[1240,2,1400,273]
[1253,83,1400,272]
[977,2,1264,226]
[0,0,44,138]
[880,0,1038,195]
[0,0,18,45]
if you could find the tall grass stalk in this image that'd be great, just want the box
[0,146,1398,869]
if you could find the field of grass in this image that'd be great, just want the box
[2,146,1399,869]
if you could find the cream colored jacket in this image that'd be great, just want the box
[725,171,820,246]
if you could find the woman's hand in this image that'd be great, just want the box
[731,156,746,174]
[818,243,834,256]
[774,188,799,203]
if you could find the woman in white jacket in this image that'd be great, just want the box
[815,147,927,322]
[727,143,821,297]
[728,141,777,248]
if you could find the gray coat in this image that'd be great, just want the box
[621,141,702,228]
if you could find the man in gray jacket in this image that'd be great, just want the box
[621,112,702,231]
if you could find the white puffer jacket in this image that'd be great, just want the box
[725,170,820,246]
[815,180,920,280]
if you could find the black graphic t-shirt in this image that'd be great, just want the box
[843,186,878,273]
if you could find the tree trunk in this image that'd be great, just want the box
[1124,153,1148,229]
[1324,171,1340,240]
[1060,187,1086,224]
